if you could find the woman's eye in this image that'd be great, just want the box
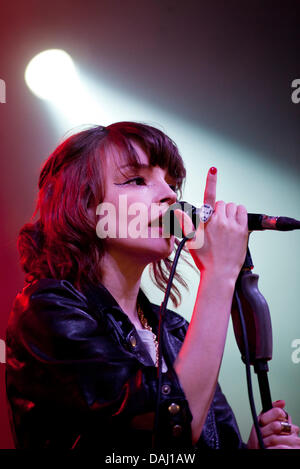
[124,177,146,186]
[118,178,177,191]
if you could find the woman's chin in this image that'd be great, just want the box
[142,235,175,261]
[127,235,175,263]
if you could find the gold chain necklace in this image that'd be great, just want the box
[137,304,159,367]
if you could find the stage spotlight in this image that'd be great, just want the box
[25,49,79,102]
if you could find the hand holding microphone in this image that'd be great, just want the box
[164,166,300,275]
[171,167,249,281]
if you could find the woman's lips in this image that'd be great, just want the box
[148,213,173,237]
[148,217,163,228]
[148,211,168,228]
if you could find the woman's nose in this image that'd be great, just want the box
[157,181,177,205]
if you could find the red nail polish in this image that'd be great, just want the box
[210,166,217,175]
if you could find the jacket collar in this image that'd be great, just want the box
[82,281,185,332]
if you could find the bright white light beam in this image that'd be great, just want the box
[25,49,105,126]
[25,49,80,102]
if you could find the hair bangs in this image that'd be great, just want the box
[105,122,186,196]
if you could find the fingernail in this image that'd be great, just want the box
[209,166,217,175]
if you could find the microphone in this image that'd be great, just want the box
[164,201,300,236]
[247,213,300,231]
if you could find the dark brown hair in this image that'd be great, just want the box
[18,121,193,306]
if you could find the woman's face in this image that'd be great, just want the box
[96,142,178,264]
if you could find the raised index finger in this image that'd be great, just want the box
[204,167,217,206]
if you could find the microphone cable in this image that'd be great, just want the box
[152,235,266,450]
[152,235,191,448]
[234,288,265,449]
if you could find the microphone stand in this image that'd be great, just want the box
[231,244,273,419]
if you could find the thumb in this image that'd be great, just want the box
[272,400,290,423]
[272,400,286,409]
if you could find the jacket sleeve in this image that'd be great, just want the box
[6,279,193,449]
[212,383,246,449]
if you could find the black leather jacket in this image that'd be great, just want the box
[6,278,245,449]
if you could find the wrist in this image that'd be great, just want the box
[194,269,237,323]
[200,268,237,292]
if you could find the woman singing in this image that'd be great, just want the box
[6,122,300,449]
